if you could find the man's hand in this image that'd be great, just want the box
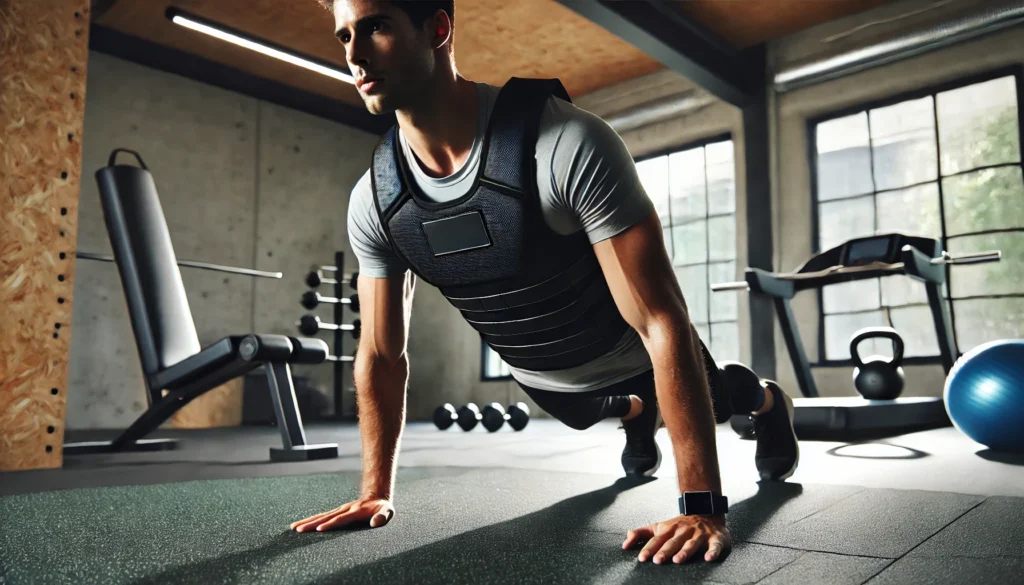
[290,497,395,533]
[623,514,731,564]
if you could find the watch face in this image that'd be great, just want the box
[682,492,715,516]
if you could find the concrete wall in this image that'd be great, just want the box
[68,52,378,429]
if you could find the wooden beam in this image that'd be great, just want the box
[0,0,91,471]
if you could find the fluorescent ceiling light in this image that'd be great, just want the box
[166,8,354,84]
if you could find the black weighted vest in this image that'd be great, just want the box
[370,78,630,371]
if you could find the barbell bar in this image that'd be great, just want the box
[77,251,283,279]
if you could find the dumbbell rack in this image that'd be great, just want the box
[302,251,354,420]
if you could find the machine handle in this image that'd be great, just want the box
[711,281,750,292]
[930,250,1001,265]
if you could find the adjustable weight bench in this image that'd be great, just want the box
[65,149,338,462]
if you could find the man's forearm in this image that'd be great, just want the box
[644,319,722,495]
[355,354,409,501]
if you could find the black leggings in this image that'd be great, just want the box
[518,338,764,431]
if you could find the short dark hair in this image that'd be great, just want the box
[316,1,455,28]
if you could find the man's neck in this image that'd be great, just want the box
[396,75,478,179]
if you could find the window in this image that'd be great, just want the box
[482,343,511,381]
[636,136,741,362]
[811,70,1024,361]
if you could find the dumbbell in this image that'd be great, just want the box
[481,402,531,432]
[433,403,481,431]
[306,269,359,289]
[301,291,360,312]
[297,315,361,338]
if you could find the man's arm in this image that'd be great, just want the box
[355,270,416,502]
[291,173,414,533]
[592,210,722,496]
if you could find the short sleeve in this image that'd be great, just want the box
[347,170,410,278]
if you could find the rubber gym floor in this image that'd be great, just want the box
[2,419,1023,585]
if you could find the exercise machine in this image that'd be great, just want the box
[67,148,338,461]
[713,232,1000,440]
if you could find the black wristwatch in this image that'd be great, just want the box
[678,491,729,516]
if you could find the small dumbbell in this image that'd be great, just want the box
[481,402,531,432]
[433,403,481,431]
[306,269,359,289]
[301,291,360,312]
[297,315,361,338]
[434,403,458,430]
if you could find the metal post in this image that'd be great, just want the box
[334,250,345,419]
[264,361,306,449]
[776,298,819,398]
[927,282,958,374]
[741,45,776,379]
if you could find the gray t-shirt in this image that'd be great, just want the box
[347,82,654,392]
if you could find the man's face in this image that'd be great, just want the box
[333,0,435,115]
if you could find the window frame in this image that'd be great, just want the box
[634,132,739,356]
[806,64,1024,368]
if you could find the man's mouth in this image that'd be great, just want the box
[357,77,382,92]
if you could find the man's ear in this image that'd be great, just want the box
[431,10,452,51]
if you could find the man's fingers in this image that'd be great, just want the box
[315,509,363,532]
[652,532,691,565]
[369,505,394,528]
[622,526,655,550]
[704,534,729,562]
[637,527,677,562]
[290,508,341,531]
[672,533,708,564]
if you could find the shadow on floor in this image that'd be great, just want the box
[825,442,931,460]
[976,449,1024,466]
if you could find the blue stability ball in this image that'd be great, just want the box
[944,339,1024,452]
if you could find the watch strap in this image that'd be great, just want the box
[678,491,729,516]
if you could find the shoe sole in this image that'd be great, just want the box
[765,380,800,481]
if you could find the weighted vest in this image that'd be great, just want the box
[370,78,630,371]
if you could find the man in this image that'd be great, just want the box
[291,0,799,566]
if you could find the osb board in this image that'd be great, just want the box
[94,0,662,104]
[678,0,894,49]
[0,0,91,471]
[170,378,244,429]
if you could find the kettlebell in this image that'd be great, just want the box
[850,327,905,400]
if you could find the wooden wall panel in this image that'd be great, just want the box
[678,0,893,49]
[171,379,244,429]
[0,0,91,471]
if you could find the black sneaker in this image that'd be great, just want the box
[751,381,800,481]
[621,392,664,477]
